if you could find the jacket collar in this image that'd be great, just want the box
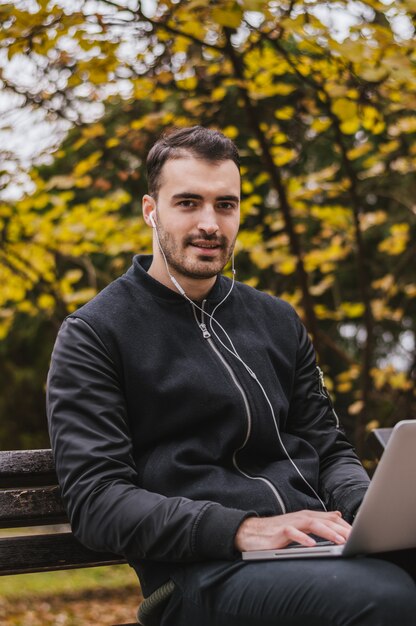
[129,254,229,304]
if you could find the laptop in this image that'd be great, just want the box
[242,420,416,560]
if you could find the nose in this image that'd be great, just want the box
[197,205,219,236]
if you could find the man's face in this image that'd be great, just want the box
[151,156,240,280]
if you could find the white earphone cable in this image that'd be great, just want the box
[151,213,327,511]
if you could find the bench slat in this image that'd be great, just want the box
[0,450,56,487]
[0,486,68,528]
[0,532,126,575]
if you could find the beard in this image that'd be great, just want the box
[156,222,235,280]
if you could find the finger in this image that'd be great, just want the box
[328,513,351,530]
[308,520,349,544]
[282,526,317,548]
[302,510,352,530]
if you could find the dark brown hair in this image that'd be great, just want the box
[146,126,240,197]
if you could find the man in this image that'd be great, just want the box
[47,126,416,625]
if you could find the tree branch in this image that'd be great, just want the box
[222,28,322,357]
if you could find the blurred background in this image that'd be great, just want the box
[0,0,415,462]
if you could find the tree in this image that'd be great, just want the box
[0,0,415,453]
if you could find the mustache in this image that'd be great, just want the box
[185,234,227,247]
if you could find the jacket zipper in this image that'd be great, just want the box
[191,301,286,514]
[316,366,340,428]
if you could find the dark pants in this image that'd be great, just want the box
[161,553,416,625]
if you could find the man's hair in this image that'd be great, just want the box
[146,126,240,197]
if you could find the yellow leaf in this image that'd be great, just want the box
[357,66,388,82]
[348,400,364,415]
[272,147,297,166]
[371,299,386,321]
[371,367,412,391]
[311,117,331,133]
[340,302,365,318]
[337,365,360,383]
[37,294,55,311]
[310,276,334,296]
[340,118,360,134]
[177,75,198,91]
[254,172,269,186]
[314,305,340,320]
[250,247,272,269]
[0,310,13,340]
[211,86,226,100]
[278,258,297,275]
[206,63,222,76]
[237,230,262,249]
[378,224,410,255]
[240,0,265,9]
[274,106,295,120]
[348,142,373,160]
[46,175,75,190]
[212,5,243,28]
[365,421,381,436]
[63,288,97,305]
[359,211,387,231]
[390,157,415,174]
[379,140,400,155]
[247,138,260,152]
[390,372,412,390]
[75,175,93,188]
[131,119,144,130]
[223,125,238,139]
[82,123,105,139]
[270,83,296,96]
[242,181,253,194]
[390,116,416,134]
[172,36,191,53]
[72,137,88,151]
[331,98,358,121]
[311,205,351,230]
[371,120,386,135]
[361,105,381,130]
[404,284,416,298]
[338,41,366,64]
[337,382,352,393]
[73,151,103,177]
[106,138,120,148]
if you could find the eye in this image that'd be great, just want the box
[178,199,197,208]
[217,201,237,211]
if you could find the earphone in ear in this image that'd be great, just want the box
[149,211,157,228]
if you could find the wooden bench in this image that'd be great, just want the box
[0,448,139,626]
[0,432,393,623]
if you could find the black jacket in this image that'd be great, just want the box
[47,255,369,595]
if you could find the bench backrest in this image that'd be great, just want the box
[0,449,126,576]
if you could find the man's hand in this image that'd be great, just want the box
[235,510,351,552]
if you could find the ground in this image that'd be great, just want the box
[0,565,142,626]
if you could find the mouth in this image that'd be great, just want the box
[188,241,223,258]
[190,241,221,250]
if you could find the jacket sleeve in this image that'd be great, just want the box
[286,314,370,522]
[47,316,251,563]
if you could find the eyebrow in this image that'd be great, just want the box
[171,192,240,202]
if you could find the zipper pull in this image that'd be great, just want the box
[199,323,211,339]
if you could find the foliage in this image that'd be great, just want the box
[0,0,415,452]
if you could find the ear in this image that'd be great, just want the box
[142,195,156,228]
